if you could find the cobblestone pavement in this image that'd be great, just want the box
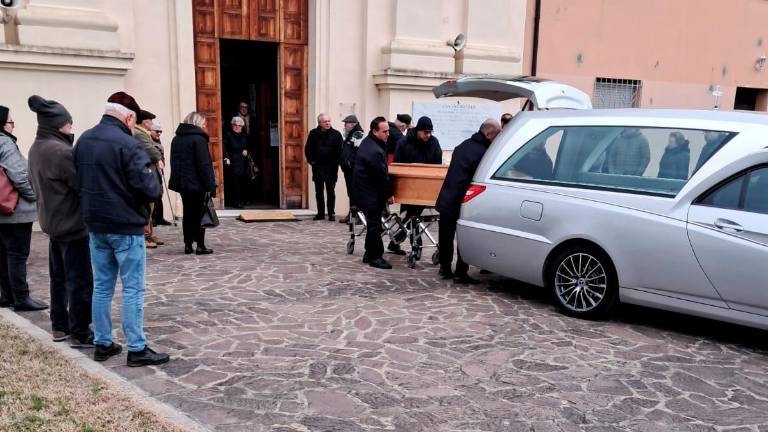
[18,219,768,432]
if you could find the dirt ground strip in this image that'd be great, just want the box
[12,218,768,432]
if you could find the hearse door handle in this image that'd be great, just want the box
[714,218,743,233]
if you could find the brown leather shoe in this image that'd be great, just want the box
[145,239,157,249]
[149,236,164,246]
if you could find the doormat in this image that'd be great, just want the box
[237,211,298,222]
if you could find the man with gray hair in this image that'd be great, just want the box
[305,113,343,220]
[74,91,169,367]
[435,118,501,284]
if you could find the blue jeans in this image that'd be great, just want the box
[89,233,147,352]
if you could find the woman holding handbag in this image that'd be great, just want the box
[168,112,217,255]
[0,106,47,310]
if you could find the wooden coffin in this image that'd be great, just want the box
[388,163,448,206]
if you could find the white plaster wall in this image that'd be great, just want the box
[0,69,124,158]
[308,0,526,214]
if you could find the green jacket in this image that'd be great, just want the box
[136,126,161,176]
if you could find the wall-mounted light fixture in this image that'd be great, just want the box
[755,55,766,71]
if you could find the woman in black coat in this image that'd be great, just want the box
[658,131,690,180]
[168,112,217,255]
[223,117,250,208]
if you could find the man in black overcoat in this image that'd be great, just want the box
[305,113,343,220]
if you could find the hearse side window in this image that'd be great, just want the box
[493,126,735,197]
[699,166,768,214]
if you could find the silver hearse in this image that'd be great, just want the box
[436,78,768,329]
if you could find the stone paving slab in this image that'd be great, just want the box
[17,219,768,431]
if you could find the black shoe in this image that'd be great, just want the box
[0,297,12,308]
[195,246,213,255]
[479,269,492,275]
[362,253,371,264]
[313,214,325,221]
[156,219,172,226]
[94,342,122,362]
[387,242,406,256]
[454,274,480,285]
[439,268,454,279]
[328,214,335,222]
[13,298,48,312]
[184,245,194,254]
[127,346,170,367]
[70,333,95,349]
[369,257,392,269]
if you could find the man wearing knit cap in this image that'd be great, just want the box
[135,109,164,248]
[28,95,95,347]
[74,91,169,367]
[389,116,443,256]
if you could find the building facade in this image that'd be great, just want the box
[4,1,765,213]
[0,0,525,213]
[534,0,768,111]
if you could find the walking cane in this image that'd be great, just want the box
[160,169,178,226]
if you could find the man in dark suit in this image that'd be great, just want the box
[351,117,394,269]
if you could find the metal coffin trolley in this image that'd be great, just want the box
[346,163,447,268]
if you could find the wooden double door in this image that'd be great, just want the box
[193,0,308,208]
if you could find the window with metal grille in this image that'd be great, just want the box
[593,78,642,108]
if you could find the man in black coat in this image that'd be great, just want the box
[305,113,343,221]
[352,117,394,270]
[435,118,501,284]
[339,114,364,223]
[390,116,443,255]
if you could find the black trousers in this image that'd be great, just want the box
[438,217,468,276]
[181,191,206,247]
[153,171,166,224]
[49,236,93,338]
[363,207,384,260]
[229,174,247,207]
[153,194,166,224]
[342,169,354,207]
[0,222,33,303]
[314,179,336,216]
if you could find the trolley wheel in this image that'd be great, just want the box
[407,253,417,269]
[431,249,440,266]
[346,240,355,255]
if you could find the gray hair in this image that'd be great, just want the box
[104,102,135,119]
[317,113,330,123]
[231,116,244,126]
[183,112,206,128]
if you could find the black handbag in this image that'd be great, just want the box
[200,193,220,228]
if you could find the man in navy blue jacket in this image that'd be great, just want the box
[74,92,169,367]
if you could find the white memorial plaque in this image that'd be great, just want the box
[412,101,501,151]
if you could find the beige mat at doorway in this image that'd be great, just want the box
[237,211,298,222]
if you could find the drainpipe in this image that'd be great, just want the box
[531,0,541,77]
